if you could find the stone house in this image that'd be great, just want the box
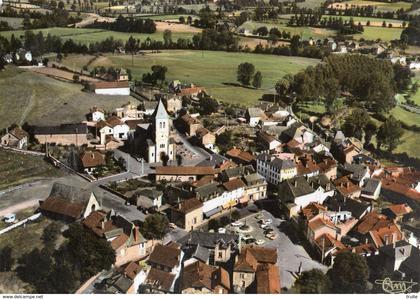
[181,261,230,294]
[195,128,216,150]
[170,197,203,231]
[1,126,29,149]
[175,113,203,136]
[33,123,88,146]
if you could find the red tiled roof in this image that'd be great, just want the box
[387,204,413,216]
[176,198,203,214]
[156,166,218,176]
[256,264,281,294]
[333,175,361,196]
[145,268,175,292]
[226,148,255,163]
[40,196,85,219]
[234,246,277,273]
[122,262,142,280]
[82,210,118,237]
[178,87,205,96]
[223,178,246,192]
[111,233,129,250]
[81,150,105,168]
[93,81,129,89]
[356,211,391,235]
[148,243,181,269]
[9,127,29,140]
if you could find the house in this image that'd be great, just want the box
[242,172,267,203]
[341,163,371,186]
[155,166,218,182]
[175,113,203,136]
[177,85,205,97]
[166,96,183,114]
[281,122,314,145]
[143,243,183,293]
[170,197,204,231]
[89,107,105,122]
[33,123,88,145]
[96,116,130,144]
[361,178,382,200]
[116,102,142,120]
[279,174,335,217]
[195,128,216,150]
[324,196,372,220]
[257,131,282,150]
[39,182,101,222]
[354,211,404,248]
[375,240,420,287]
[256,153,297,185]
[91,81,130,96]
[226,148,255,165]
[381,204,413,222]
[246,108,266,127]
[77,262,147,294]
[1,126,29,149]
[116,69,129,81]
[129,188,163,212]
[331,137,363,164]
[83,210,148,266]
[181,261,230,294]
[179,231,239,266]
[80,150,105,174]
[409,61,420,70]
[333,175,361,198]
[232,246,279,294]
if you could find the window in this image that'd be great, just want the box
[163,122,166,128]
[159,122,162,129]
[218,252,223,259]
[160,144,165,149]
[193,217,197,224]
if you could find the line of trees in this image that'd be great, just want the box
[86,15,156,34]
[401,15,420,46]
[288,14,364,34]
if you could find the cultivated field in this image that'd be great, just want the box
[61,50,319,106]
[0,66,135,128]
[0,149,63,190]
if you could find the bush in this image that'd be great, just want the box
[0,246,14,272]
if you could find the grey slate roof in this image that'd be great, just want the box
[193,244,210,263]
[179,231,239,249]
[195,182,222,199]
[153,99,169,120]
[270,158,296,170]
[324,195,371,219]
[223,165,255,179]
[34,123,88,135]
[243,172,265,185]
[247,107,264,118]
[342,163,368,181]
[279,176,314,199]
[362,178,381,195]
[49,182,94,203]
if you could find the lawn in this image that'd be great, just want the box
[238,21,336,40]
[296,0,326,9]
[0,149,63,190]
[0,27,197,44]
[390,106,420,127]
[353,26,403,41]
[0,66,135,129]
[321,15,405,27]
[62,50,319,106]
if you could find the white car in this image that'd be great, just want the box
[218,227,227,234]
[255,239,265,245]
[231,221,243,227]
[3,214,16,223]
[260,223,269,229]
[264,218,273,225]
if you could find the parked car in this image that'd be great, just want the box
[231,221,243,227]
[264,218,273,224]
[264,228,274,234]
[266,233,277,240]
[169,223,177,229]
[246,238,257,244]
[218,227,227,234]
[3,214,16,223]
[260,223,269,229]
[255,239,265,245]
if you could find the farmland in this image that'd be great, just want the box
[0,66,133,129]
[61,50,319,106]
[354,26,403,41]
[327,1,412,12]
[0,149,63,190]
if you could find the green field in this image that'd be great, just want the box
[296,0,326,9]
[238,21,336,40]
[138,14,197,21]
[390,106,420,127]
[0,149,63,190]
[330,0,412,12]
[353,26,403,41]
[0,27,196,44]
[0,66,134,129]
[62,50,319,106]
[321,15,405,26]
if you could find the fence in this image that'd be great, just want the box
[46,155,95,182]
[0,213,42,235]
[0,145,45,156]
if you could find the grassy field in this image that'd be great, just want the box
[0,66,135,129]
[296,0,325,9]
[0,149,63,190]
[238,21,336,40]
[412,72,420,105]
[138,14,197,21]
[0,27,197,44]
[62,50,319,106]
[321,15,405,27]
[390,106,420,127]
[0,17,25,29]
[353,26,403,41]
[328,0,412,12]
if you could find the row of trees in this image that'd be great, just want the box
[86,15,156,34]
[288,14,364,34]
[401,15,420,46]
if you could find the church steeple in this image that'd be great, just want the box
[153,99,169,120]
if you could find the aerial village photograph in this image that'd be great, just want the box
[0,0,419,296]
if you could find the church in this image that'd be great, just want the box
[135,99,176,163]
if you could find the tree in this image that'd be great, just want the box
[42,222,62,247]
[256,26,268,36]
[328,252,369,293]
[179,16,185,24]
[163,29,172,47]
[176,154,182,166]
[237,62,255,85]
[252,71,262,89]
[343,108,370,141]
[208,219,220,231]
[364,120,377,146]
[377,116,403,152]
[198,95,219,115]
[151,64,167,86]
[0,246,14,272]
[141,213,169,239]
[275,76,291,96]
[216,130,233,152]
[160,152,169,166]
[293,269,330,293]
[231,210,241,221]
[125,35,139,67]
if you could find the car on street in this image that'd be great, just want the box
[255,239,265,245]
[218,227,227,234]
[231,221,243,227]
[169,223,177,229]
[3,214,16,223]
[260,223,269,229]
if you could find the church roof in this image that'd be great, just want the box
[153,99,169,120]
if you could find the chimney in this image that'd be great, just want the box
[101,221,105,230]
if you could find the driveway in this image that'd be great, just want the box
[226,210,328,289]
